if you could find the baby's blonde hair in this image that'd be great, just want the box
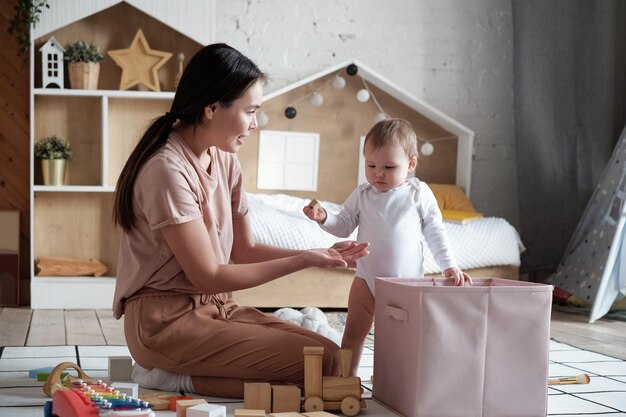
[364,118,418,158]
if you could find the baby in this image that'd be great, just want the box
[303,118,471,375]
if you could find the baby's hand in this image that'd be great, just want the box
[303,199,327,223]
[444,267,473,286]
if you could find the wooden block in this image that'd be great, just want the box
[138,392,171,410]
[269,413,305,417]
[321,376,361,401]
[29,367,54,379]
[177,399,208,417]
[187,403,227,417]
[301,412,338,417]
[110,381,138,398]
[339,349,352,378]
[170,396,194,411]
[244,382,272,412]
[108,356,133,381]
[307,199,320,210]
[303,347,324,355]
[271,385,301,413]
[303,347,324,399]
[234,409,266,417]
[37,371,67,381]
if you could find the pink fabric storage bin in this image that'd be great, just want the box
[373,277,553,417]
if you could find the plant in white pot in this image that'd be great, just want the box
[35,135,73,186]
[65,40,104,89]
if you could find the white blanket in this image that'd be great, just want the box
[246,193,525,274]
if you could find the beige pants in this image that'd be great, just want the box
[341,277,375,376]
[123,290,341,398]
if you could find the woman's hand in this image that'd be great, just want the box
[303,248,349,268]
[444,267,473,286]
[331,241,370,268]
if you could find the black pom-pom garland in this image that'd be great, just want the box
[285,106,297,119]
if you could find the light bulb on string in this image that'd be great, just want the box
[374,112,388,123]
[257,111,269,126]
[310,92,324,107]
[332,75,346,89]
[420,142,434,156]
[357,89,370,102]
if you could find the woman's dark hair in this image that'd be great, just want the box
[113,43,267,231]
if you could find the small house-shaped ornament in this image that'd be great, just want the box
[40,36,65,88]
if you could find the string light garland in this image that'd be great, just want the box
[284,106,297,119]
[256,64,457,156]
[332,74,346,89]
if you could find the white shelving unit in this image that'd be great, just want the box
[27,1,209,309]
[30,88,175,309]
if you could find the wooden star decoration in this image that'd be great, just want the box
[107,29,172,92]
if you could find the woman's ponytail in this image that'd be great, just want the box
[113,114,174,231]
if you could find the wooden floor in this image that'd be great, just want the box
[0,307,625,360]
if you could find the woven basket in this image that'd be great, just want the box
[68,62,100,90]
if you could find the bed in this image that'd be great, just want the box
[231,190,525,308]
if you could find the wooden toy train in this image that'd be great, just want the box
[303,347,364,416]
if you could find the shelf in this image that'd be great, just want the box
[34,88,175,100]
[34,185,115,192]
[29,4,196,309]
[30,276,116,309]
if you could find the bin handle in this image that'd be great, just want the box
[385,305,408,322]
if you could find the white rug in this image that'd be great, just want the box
[0,341,625,416]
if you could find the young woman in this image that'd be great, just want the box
[112,43,369,397]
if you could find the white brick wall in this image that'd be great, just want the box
[215,0,518,226]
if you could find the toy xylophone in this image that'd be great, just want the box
[46,379,155,417]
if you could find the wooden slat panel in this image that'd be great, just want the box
[96,309,126,345]
[27,309,65,346]
[64,310,105,345]
[0,0,31,306]
[0,307,31,346]
[0,52,30,108]
[0,12,29,77]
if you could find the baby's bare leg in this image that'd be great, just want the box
[341,277,375,376]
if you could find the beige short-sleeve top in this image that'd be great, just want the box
[113,132,248,318]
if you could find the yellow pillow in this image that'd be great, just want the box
[428,183,476,212]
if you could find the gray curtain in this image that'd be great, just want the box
[513,0,626,275]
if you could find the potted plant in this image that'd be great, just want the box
[8,0,50,64]
[65,40,104,89]
[34,135,73,186]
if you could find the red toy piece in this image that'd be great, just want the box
[52,389,99,416]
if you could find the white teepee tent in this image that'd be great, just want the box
[550,126,626,323]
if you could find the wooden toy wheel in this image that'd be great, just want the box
[43,362,91,398]
[341,396,361,416]
[304,396,324,412]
